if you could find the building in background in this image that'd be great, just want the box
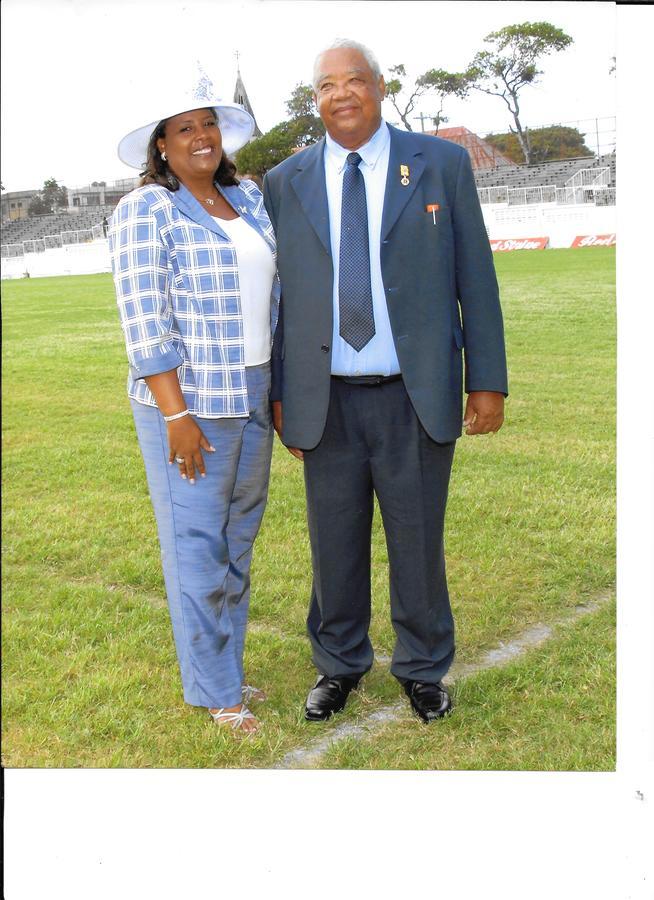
[1,190,38,222]
[428,126,515,171]
[67,178,140,210]
[233,56,262,139]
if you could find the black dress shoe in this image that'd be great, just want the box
[305,674,361,722]
[403,680,452,723]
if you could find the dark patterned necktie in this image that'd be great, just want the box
[339,152,375,351]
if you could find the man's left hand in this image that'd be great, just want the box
[463,391,505,435]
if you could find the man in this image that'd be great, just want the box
[263,39,507,724]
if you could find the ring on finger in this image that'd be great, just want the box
[175,456,185,464]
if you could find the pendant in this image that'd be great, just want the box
[205,197,215,205]
[400,164,410,186]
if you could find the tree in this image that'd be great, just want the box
[467,21,573,164]
[484,125,593,165]
[235,84,325,177]
[420,69,474,133]
[385,64,471,132]
[235,122,303,178]
[28,177,68,216]
[285,83,317,119]
[284,82,325,148]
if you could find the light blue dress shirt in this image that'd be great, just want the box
[324,120,401,376]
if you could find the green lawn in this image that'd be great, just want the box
[318,599,616,771]
[1,247,616,768]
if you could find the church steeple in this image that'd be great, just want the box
[233,52,262,138]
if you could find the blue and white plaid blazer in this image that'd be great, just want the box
[109,179,280,418]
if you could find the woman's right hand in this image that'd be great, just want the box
[167,417,215,483]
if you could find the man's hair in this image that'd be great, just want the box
[312,39,382,90]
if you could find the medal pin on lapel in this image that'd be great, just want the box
[426,203,440,224]
[400,164,410,186]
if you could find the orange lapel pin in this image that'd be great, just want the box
[426,203,440,224]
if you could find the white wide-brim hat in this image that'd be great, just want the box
[117,68,256,169]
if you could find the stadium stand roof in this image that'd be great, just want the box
[428,126,516,170]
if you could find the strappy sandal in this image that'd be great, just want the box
[209,706,258,732]
[242,684,267,704]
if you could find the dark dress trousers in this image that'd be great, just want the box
[264,125,508,683]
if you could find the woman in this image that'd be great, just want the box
[109,78,279,734]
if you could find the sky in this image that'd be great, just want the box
[1,0,618,193]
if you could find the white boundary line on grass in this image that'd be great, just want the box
[276,592,613,769]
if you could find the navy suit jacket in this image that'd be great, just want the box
[263,124,508,449]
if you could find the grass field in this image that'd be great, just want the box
[1,246,616,769]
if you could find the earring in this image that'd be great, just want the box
[161,151,167,162]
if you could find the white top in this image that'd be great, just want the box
[213,214,274,366]
[324,119,400,376]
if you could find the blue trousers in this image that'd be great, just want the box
[130,362,272,709]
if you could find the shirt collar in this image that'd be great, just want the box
[325,119,389,173]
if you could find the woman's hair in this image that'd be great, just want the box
[139,109,239,189]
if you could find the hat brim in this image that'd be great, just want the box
[117,101,256,169]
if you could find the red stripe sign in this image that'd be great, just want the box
[571,234,616,248]
[490,237,549,252]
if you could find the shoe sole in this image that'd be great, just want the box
[411,702,453,723]
[304,701,347,722]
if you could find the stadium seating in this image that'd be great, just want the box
[1,206,116,245]
[473,152,616,191]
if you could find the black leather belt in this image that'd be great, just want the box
[332,374,402,386]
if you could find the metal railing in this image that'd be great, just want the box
[478,184,560,206]
[1,243,25,258]
[2,226,101,258]
[555,167,613,205]
[565,167,610,189]
[478,166,615,208]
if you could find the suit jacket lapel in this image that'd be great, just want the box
[171,183,229,238]
[171,182,274,251]
[285,128,426,252]
[219,183,276,255]
[290,139,331,255]
[381,126,426,241]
